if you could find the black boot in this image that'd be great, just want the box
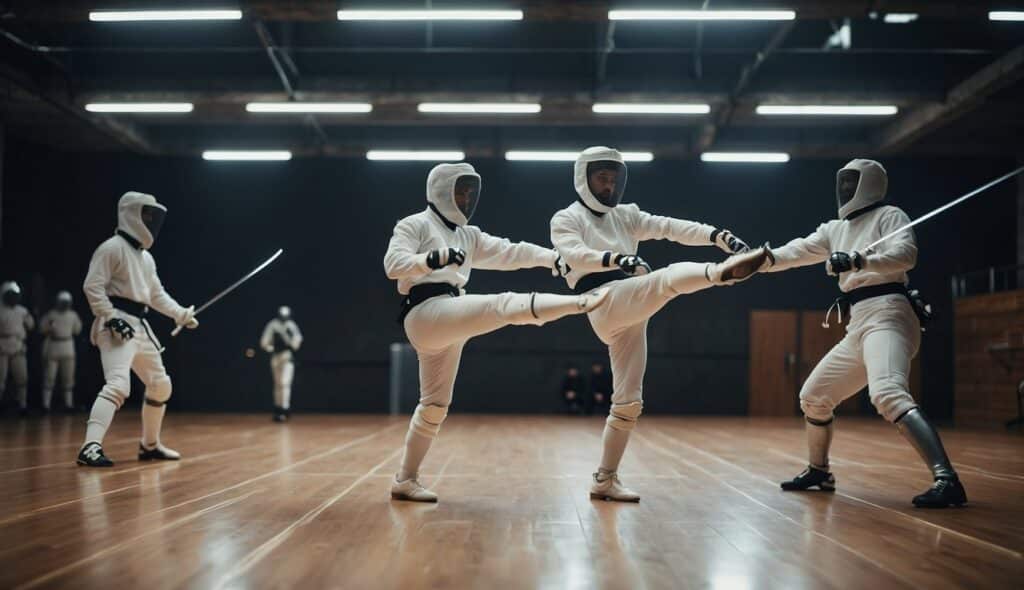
[780,466,835,492]
[912,477,968,508]
[77,442,114,467]
[272,406,287,422]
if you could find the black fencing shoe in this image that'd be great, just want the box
[780,466,835,491]
[913,477,967,508]
[77,442,114,467]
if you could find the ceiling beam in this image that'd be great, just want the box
[696,20,796,152]
[0,62,158,153]
[4,0,1003,22]
[875,44,1024,153]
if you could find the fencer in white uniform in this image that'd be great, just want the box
[260,306,303,422]
[77,191,199,467]
[384,162,610,502]
[0,281,34,416]
[550,146,773,502]
[40,291,83,413]
[769,159,967,508]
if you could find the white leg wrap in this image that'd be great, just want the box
[410,403,449,439]
[606,401,643,432]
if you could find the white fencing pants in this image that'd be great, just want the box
[84,320,172,446]
[42,356,76,409]
[397,291,580,479]
[799,294,921,425]
[586,262,715,472]
[0,353,29,409]
[271,351,295,410]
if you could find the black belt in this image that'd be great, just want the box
[843,282,907,306]
[109,296,149,318]
[398,283,460,323]
[107,296,166,352]
[573,270,628,295]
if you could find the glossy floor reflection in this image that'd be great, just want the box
[0,413,1021,589]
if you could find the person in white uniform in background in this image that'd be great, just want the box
[384,162,610,502]
[260,305,303,422]
[40,291,83,414]
[550,146,773,502]
[0,281,34,417]
[767,158,966,508]
[77,191,199,467]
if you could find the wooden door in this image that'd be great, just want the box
[749,311,799,415]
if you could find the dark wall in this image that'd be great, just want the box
[1,141,1016,418]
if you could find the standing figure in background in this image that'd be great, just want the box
[561,365,584,414]
[40,291,83,414]
[78,191,199,467]
[589,362,612,416]
[0,281,34,417]
[260,306,303,423]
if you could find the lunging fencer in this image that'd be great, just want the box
[384,162,610,502]
[551,146,773,502]
[260,306,303,422]
[77,191,199,467]
[0,281,34,416]
[40,291,83,413]
[767,159,967,508]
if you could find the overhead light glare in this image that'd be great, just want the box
[756,105,898,116]
[608,10,796,21]
[89,10,242,22]
[338,10,523,21]
[990,11,1024,21]
[417,103,541,114]
[366,150,466,161]
[85,102,194,113]
[246,102,373,113]
[203,150,292,161]
[701,152,790,163]
[505,151,654,162]
[592,103,710,114]
[883,13,919,24]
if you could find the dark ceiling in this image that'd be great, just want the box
[1,0,1022,159]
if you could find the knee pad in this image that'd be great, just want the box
[410,403,449,439]
[99,375,131,409]
[144,375,172,406]
[606,401,643,432]
[799,393,834,424]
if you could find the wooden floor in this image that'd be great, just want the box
[1,414,1022,589]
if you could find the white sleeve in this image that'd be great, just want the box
[767,224,832,272]
[40,312,53,336]
[83,243,118,322]
[630,206,716,247]
[260,321,275,352]
[72,312,83,336]
[147,255,188,322]
[550,210,613,273]
[23,310,35,332]
[863,209,917,273]
[384,218,432,280]
[471,228,556,271]
[288,321,303,350]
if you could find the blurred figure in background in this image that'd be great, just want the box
[261,306,303,422]
[0,281,34,417]
[40,291,83,414]
[561,365,584,414]
[589,362,612,416]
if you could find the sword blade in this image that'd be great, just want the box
[865,166,1024,253]
[193,248,283,316]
